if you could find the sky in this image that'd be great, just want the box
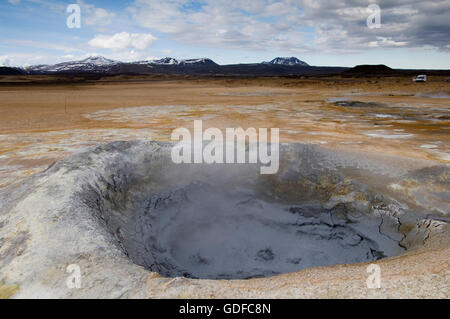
[0,0,449,68]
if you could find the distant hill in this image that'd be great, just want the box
[264,57,309,66]
[343,64,450,77]
[3,57,448,78]
[24,56,119,74]
[17,55,346,76]
[344,64,395,75]
[25,56,219,74]
[0,67,26,75]
[135,57,218,66]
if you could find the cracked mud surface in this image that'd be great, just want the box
[99,180,402,280]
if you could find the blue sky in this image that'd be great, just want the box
[1,0,449,68]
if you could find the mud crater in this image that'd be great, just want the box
[75,141,420,279]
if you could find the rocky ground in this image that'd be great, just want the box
[0,75,448,298]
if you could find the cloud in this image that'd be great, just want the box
[0,56,11,66]
[0,53,50,67]
[105,50,155,62]
[85,8,116,26]
[77,0,117,27]
[61,54,76,60]
[4,39,81,53]
[126,0,450,53]
[127,0,304,52]
[294,0,450,52]
[8,0,21,5]
[88,32,157,50]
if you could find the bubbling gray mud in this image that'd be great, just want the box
[129,183,398,279]
[71,141,446,279]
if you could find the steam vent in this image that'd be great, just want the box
[0,141,449,298]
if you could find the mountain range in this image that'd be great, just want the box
[14,56,324,75]
[263,57,309,66]
[3,56,445,77]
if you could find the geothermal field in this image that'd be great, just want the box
[0,75,449,298]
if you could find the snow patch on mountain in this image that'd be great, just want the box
[23,56,313,74]
[264,57,309,66]
[140,57,180,65]
[136,57,217,66]
[180,58,217,65]
[26,56,119,73]
[80,56,118,66]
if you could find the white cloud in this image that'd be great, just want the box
[5,39,81,53]
[8,0,21,5]
[0,56,11,66]
[126,0,450,53]
[88,32,157,50]
[368,37,407,48]
[68,51,155,63]
[0,53,50,67]
[125,0,309,52]
[77,0,116,27]
[107,50,153,62]
[85,8,116,26]
[61,54,76,60]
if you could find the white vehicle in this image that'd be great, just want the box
[413,75,427,82]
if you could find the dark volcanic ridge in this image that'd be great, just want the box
[343,64,449,77]
[344,64,394,75]
[2,56,344,76]
[1,56,448,77]
[0,66,26,75]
